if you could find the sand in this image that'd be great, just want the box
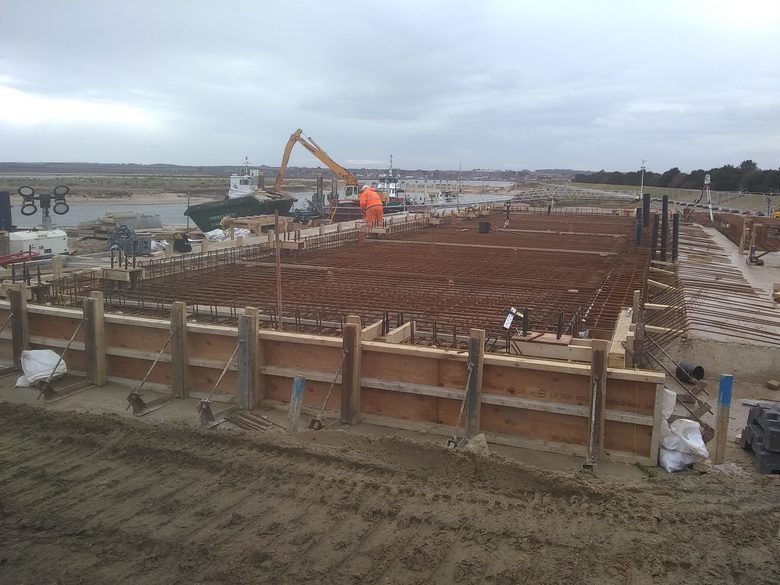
[0,401,778,585]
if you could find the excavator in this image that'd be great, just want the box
[273,128,388,205]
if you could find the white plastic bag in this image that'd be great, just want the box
[204,229,228,241]
[659,419,709,472]
[17,349,67,387]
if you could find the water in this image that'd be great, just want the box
[12,202,191,229]
[10,183,515,229]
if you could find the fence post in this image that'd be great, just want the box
[170,301,189,398]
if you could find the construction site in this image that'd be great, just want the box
[1,196,779,584]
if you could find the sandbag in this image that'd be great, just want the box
[17,349,67,387]
[659,419,709,472]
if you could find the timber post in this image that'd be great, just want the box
[50,255,64,281]
[83,291,107,386]
[170,301,189,398]
[465,328,485,439]
[9,286,28,370]
[713,374,733,465]
[341,319,362,425]
[585,339,609,467]
[238,309,258,410]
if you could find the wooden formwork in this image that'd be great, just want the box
[0,292,664,465]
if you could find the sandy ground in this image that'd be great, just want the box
[0,381,779,585]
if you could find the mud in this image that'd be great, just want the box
[0,402,778,584]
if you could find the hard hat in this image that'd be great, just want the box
[361,185,371,191]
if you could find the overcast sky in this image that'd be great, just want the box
[1,0,779,172]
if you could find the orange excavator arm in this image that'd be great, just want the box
[273,128,359,194]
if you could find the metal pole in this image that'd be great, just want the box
[635,208,643,246]
[274,211,283,331]
[660,195,669,261]
[642,192,650,228]
[651,214,659,260]
[672,211,680,262]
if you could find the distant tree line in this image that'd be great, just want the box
[573,160,780,193]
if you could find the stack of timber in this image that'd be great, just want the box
[77,212,163,239]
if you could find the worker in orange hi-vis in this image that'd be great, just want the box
[359,185,384,227]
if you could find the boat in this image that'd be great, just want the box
[328,156,407,222]
[184,158,295,232]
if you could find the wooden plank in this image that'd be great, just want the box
[237,312,257,410]
[8,286,28,370]
[465,329,485,439]
[170,301,189,398]
[585,339,609,466]
[287,376,306,432]
[384,321,414,344]
[510,340,591,362]
[341,322,361,425]
[361,319,384,341]
[608,308,633,368]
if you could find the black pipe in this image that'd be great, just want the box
[650,214,659,259]
[672,211,680,262]
[676,362,704,384]
[642,193,651,228]
[522,308,529,336]
[635,207,643,246]
[660,195,669,261]
[556,312,563,340]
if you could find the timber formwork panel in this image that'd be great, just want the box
[29,313,85,342]
[265,376,341,411]
[265,341,341,371]
[186,331,237,361]
[0,300,665,464]
[482,365,588,404]
[361,388,444,423]
[606,380,656,415]
[107,354,172,385]
[604,421,652,455]
[104,322,169,353]
[362,352,440,386]
[481,406,589,444]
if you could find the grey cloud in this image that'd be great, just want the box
[1,0,779,171]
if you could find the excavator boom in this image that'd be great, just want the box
[273,128,359,193]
